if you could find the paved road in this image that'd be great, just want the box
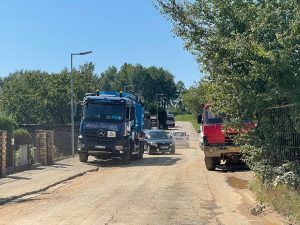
[0,122,285,225]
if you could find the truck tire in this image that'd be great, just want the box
[79,152,88,163]
[203,137,208,146]
[204,157,217,171]
[139,143,144,159]
[122,141,131,164]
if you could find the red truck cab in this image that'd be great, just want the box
[198,104,235,146]
[197,104,240,170]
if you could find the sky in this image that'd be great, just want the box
[0,0,202,87]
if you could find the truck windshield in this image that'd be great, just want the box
[83,103,125,121]
[205,110,223,124]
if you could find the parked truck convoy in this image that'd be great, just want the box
[198,104,241,170]
[77,91,145,164]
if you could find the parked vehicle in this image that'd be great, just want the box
[166,113,175,128]
[171,131,189,147]
[77,91,145,164]
[144,130,175,154]
[198,104,241,170]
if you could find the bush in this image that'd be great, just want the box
[13,128,32,145]
[0,115,17,133]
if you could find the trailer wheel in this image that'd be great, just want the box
[79,152,88,163]
[204,157,217,171]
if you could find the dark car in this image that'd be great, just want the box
[144,130,175,154]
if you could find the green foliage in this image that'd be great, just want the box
[0,115,17,133]
[13,128,33,145]
[182,79,213,115]
[250,177,300,224]
[98,63,177,109]
[158,0,300,188]
[0,63,97,124]
[175,114,198,131]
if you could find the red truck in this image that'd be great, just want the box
[197,104,241,170]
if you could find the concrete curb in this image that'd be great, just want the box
[0,167,99,205]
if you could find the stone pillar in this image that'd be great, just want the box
[36,130,47,165]
[46,131,54,164]
[0,130,7,177]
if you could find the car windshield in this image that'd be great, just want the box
[83,103,125,121]
[147,131,169,139]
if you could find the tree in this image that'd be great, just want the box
[98,63,177,110]
[157,0,300,186]
[0,63,97,124]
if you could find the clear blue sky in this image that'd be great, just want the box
[0,0,202,87]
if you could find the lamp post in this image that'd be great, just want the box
[156,93,164,129]
[71,51,92,157]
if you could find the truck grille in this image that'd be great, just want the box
[83,129,118,143]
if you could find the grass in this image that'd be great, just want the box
[249,177,300,223]
[175,114,198,131]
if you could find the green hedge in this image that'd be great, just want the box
[0,115,17,133]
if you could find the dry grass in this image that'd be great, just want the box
[249,177,300,223]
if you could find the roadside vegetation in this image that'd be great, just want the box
[157,0,300,220]
[175,114,198,131]
[0,63,181,124]
[250,177,300,223]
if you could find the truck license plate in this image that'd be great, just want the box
[107,131,116,138]
[160,146,168,149]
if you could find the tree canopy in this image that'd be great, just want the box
[157,0,300,187]
[0,62,179,124]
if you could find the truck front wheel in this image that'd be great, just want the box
[122,141,131,164]
[79,152,88,163]
[204,157,218,171]
[139,143,144,159]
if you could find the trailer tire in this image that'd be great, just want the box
[79,152,88,163]
[205,157,217,171]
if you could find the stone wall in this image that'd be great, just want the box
[36,130,55,166]
[0,131,7,177]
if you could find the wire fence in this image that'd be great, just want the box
[260,104,300,162]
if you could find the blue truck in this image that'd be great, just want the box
[77,91,145,164]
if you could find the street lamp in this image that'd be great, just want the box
[156,93,164,129]
[71,51,93,157]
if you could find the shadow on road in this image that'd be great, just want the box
[86,155,181,168]
[48,163,74,169]
[215,163,250,173]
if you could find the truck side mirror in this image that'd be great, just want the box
[197,114,202,124]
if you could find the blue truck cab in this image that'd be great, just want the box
[78,91,145,164]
